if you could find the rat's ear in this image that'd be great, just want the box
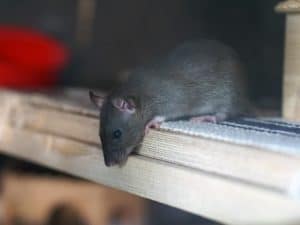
[89,91,103,108]
[112,97,136,114]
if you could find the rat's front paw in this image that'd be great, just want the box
[144,116,165,134]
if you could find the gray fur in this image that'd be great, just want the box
[97,39,250,166]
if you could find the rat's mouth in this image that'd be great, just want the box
[103,146,136,167]
[104,154,127,167]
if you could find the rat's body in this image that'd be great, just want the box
[90,40,250,166]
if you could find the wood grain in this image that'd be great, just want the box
[0,90,300,224]
[13,101,300,194]
[1,127,300,225]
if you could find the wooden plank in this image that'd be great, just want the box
[277,10,300,121]
[0,88,103,117]
[283,14,300,121]
[0,127,300,225]
[1,90,300,224]
[13,103,300,194]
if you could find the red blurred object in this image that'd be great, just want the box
[0,25,69,88]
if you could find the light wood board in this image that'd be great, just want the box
[276,2,300,121]
[0,90,300,225]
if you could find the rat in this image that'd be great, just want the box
[90,39,251,167]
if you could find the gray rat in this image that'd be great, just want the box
[90,39,250,167]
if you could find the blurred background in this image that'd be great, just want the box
[0,0,285,224]
[0,0,284,100]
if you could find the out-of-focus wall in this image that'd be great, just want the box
[0,0,285,100]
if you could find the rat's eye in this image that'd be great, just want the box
[112,129,122,139]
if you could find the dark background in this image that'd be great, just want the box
[0,0,285,102]
[0,1,285,224]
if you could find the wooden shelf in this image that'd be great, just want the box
[0,89,300,225]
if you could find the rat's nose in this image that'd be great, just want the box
[105,161,115,167]
[104,156,117,167]
[102,148,127,167]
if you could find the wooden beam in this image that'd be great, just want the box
[0,90,300,224]
[12,93,300,193]
[1,127,300,225]
[276,1,300,121]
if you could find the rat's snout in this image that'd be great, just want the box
[102,149,128,167]
[104,156,118,167]
[103,152,117,167]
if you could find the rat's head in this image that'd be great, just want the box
[89,91,145,167]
